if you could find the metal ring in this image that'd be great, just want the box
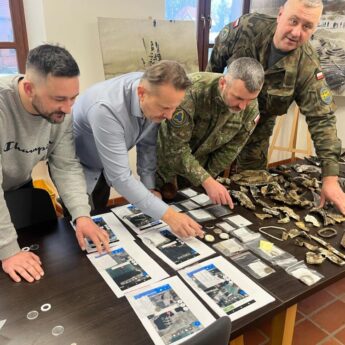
[259,226,286,242]
[27,310,39,320]
[41,303,51,312]
[317,227,337,238]
[21,247,30,252]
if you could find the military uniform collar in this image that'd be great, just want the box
[214,78,230,113]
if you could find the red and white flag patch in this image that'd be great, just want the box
[233,18,240,28]
[315,70,324,80]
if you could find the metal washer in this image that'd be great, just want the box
[52,325,64,336]
[27,310,39,320]
[41,303,51,312]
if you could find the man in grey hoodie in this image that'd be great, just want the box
[0,44,110,283]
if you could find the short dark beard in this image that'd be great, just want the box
[31,102,65,124]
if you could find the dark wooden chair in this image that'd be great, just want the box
[181,316,232,345]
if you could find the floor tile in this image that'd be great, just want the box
[292,320,328,345]
[311,300,345,333]
[243,327,267,345]
[296,311,305,323]
[319,337,343,345]
[326,278,345,297]
[298,290,335,316]
[335,327,345,344]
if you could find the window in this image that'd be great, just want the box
[165,0,249,70]
[0,0,28,75]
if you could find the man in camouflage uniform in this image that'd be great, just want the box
[157,57,264,207]
[206,0,345,215]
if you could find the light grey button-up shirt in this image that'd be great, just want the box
[73,72,168,220]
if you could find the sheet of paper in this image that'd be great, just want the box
[71,212,135,253]
[190,193,212,206]
[139,227,215,270]
[126,276,215,345]
[179,256,275,321]
[177,199,200,211]
[187,209,214,222]
[179,188,199,198]
[112,204,167,234]
[224,215,252,228]
[88,241,169,297]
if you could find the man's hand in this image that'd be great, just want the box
[320,176,345,215]
[202,176,234,209]
[162,208,204,238]
[2,251,44,283]
[75,216,110,254]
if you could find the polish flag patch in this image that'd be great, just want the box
[233,18,240,28]
[315,70,324,80]
[254,114,260,125]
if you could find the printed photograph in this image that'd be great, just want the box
[106,248,150,290]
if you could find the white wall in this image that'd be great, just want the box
[24,0,165,197]
[24,1,345,195]
[23,0,165,90]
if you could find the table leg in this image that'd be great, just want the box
[269,304,297,345]
[230,335,244,345]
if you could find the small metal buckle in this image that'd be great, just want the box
[317,227,337,238]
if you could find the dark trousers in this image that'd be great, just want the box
[89,172,111,212]
[60,172,111,218]
[4,180,34,198]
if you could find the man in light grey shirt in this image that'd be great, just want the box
[73,61,203,238]
[0,44,110,284]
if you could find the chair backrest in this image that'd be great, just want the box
[4,188,57,229]
[181,316,232,345]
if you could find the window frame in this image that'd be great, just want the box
[196,0,250,70]
[0,0,28,73]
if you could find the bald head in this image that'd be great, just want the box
[273,0,323,52]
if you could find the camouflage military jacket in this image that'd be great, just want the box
[206,13,341,176]
[157,72,260,186]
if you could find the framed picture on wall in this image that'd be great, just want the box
[249,0,284,16]
[311,1,345,96]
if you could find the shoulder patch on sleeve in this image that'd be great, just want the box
[170,110,188,128]
[320,86,332,105]
[190,74,202,83]
[219,26,230,43]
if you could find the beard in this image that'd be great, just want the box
[31,97,65,124]
[220,88,242,113]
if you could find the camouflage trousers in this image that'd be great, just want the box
[237,114,277,171]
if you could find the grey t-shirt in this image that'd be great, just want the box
[0,75,90,260]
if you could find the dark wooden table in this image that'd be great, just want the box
[1,201,344,345]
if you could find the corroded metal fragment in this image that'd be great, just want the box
[230,190,256,210]
[304,214,321,227]
[255,213,273,220]
[231,170,274,186]
[262,207,280,217]
[273,206,300,221]
[295,221,310,232]
[310,208,335,226]
[278,215,290,224]
[306,251,325,265]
